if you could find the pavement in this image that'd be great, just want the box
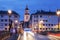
[4,32,60,40]
[48,33,60,37]
[17,32,50,40]
[48,33,60,40]
[5,33,18,40]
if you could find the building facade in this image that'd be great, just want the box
[30,10,60,31]
[0,11,20,31]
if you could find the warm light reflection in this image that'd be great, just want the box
[24,31,27,40]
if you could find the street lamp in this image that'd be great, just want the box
[8,10,12,31]
[56,10,60,30]
[15,20,18,23]
[8,10,12,14]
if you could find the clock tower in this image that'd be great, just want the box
[24,5,30,22]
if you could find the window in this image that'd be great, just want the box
[1,19,3,22]
[34,20,38,22]
[43,24,45,26]
[5,19,7,22]
[40,15,42,17]
[5,24,7,26]
[43,20,48,22]
[34,15,38,18]
[49,24,50,26]
[46,24,47,26]
[15,24,17,26]
[1,15,3,17]
[0,23,3,26]
[14,15,17,18]
[51,24,53,26]
[46,20,48,22]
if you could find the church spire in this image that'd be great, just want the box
[25,5,29,10]
[25,5,29,15]
[24,5,30,22]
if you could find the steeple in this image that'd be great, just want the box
[24,5,30,22]
[25,5,29,15]
[25,5,29,10]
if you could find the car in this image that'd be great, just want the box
[24,28,32,32]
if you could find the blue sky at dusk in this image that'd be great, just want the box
[0,0,60,20]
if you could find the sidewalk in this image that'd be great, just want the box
[5,33,18,40]
[48,32,60,37]
[0,31,10,40]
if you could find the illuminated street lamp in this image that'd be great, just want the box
[40,20,43,24]
[8,10,12,15]
[15,20,18,23]
[56,10,60,30]
[8,10,12,31]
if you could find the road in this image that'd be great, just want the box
[5,32,60,40]
[17,32,50,40]
[17,32,60,40]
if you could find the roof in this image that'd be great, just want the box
[30,10,57,20]
[0,10,20,16]
[31,10,56,15]
[25,13,29,15]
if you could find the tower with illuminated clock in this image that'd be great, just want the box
[24,5,30,28]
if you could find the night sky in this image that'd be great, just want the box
[0,0,60,20]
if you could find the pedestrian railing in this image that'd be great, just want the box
[0,31,10,40]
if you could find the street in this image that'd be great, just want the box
[17,32,60,40]
[4,32,60,40]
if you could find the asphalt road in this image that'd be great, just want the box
[17,32,50,40]
[5,32,60,40]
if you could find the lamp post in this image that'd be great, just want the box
[56,10,60,30]
[8,10,12,31]
[15,20,19,29]
[15,20,19,33]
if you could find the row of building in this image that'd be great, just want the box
[0,10,20,31]
[22,6,60,31]
[0,5,60,31]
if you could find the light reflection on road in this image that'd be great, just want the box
[17,32,60,40]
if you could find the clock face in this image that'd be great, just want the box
[24,15,30,22]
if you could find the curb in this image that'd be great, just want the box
[2,35,10,40]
